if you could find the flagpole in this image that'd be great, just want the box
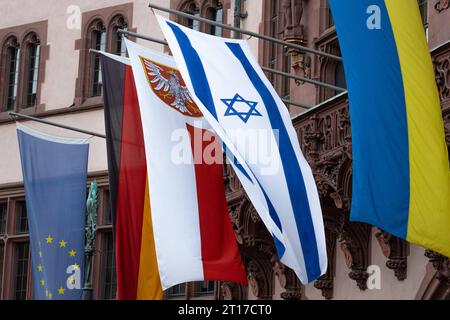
[117,29,347,93]
[147,1,343,62]
[9,112,106,138]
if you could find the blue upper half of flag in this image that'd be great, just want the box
[17,124,89,300]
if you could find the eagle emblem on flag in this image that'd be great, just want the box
[140,56,202,117]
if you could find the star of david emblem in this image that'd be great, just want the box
[221,94,262,123]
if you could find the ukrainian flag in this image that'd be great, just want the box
[329,0,450,257]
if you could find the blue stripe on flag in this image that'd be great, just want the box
[222,143,253,183]
[167,22,288,261]
[166,21,218,120]
[226,42,320,282]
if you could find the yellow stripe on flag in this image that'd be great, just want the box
[137,181,163,299]
[385,0,450,257]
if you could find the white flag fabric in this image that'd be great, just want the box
[157,15,327,284]
[124,40,247,290]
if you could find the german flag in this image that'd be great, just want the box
[100,52,162,299]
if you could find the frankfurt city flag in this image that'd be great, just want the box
[157,16,327,284]
[100,45,246,299]
[329,0,450,257]
[17,124,89,300]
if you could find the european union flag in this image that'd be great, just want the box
[17,123,89,300]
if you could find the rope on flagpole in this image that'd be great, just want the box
[147,2,343,62]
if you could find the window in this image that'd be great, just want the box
[101,232,116,299]
[24,34,41,108]
[91,21,106,97]
[15,201,28,234]
[167,283,187,298]
[103,190,112,225]
[326,2,334,29]
[418,0,428,30]
[282,52,291,100]
[206,2,223,36]
[4,38,20,112]
[110,15,128,57]
[268,0,279,85]
[0,202,7,236]
[14,242,29,300]
[193,281,215,296]
[185,4,200,31]
[335,62,347,94]
[0,241,4,294]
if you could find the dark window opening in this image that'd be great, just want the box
[168,283,187,298]
[206,2,223,36]
[15,201,28,234]
[186,5,200,31]
[0,241,4,294]
[0,203,7,236]
[102,232,116,299]
[418,0,428,31]
[193,281,215,296]
[5,45,20,111]
[326,4,334,29]
[335,62,347,95]
[91,24,106,97]
[25,40,41,108]
[14,242,29,300]
[268,0,278,85]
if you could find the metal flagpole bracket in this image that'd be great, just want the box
[147,1,343,62]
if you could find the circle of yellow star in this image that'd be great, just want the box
[37,264,43,272]
[45,235,53,244]
[48,293,53,300]
[58,287,65,295]
[69,249,76,257]
[59,240,67,248]
[40,279,45,286]
[69,277,76,284]
[72,263,79,270]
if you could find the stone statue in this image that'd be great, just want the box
[82,180,98,300]
[282,0,304,38]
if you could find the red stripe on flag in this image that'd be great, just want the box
[116,65,148,299]
[187,124,248,285]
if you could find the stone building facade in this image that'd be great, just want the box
[0,0,448,300]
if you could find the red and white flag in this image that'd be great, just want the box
[123,39,247,293]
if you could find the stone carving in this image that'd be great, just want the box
[435,0,450,12]
[273,257,304,300]
[434,55,450,102]
[219,282,247,300]
[314,227,336,299]
[375,229,409,281]
[282,0,304,38]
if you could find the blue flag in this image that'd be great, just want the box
[17,123,89,300]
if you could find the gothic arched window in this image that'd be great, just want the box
[89,20,106,97]
[3,37,20,112]
[109,15,128,57]
[205,1,223,36]
[184,2,200,31]
[23,33,41,108]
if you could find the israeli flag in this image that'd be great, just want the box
[157,15,327,284]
